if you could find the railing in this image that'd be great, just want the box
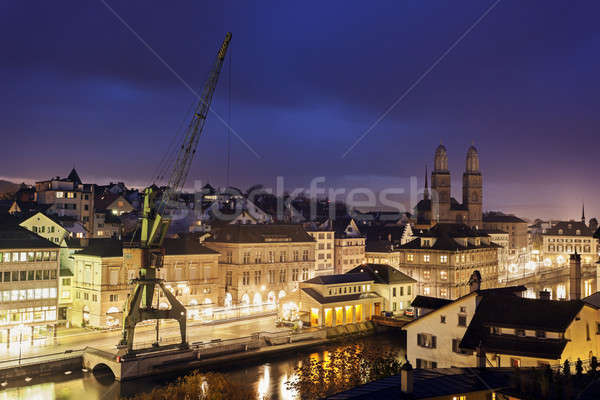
[0,348,86,370]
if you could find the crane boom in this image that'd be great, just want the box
[119,33,231,355]
[142,32,231,249]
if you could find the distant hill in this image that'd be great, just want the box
[0,180,20,194]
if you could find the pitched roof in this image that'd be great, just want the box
[75,239,123,257]
[327,367,513,399]
[362,225,408,242]
[0,224,59,249]
[460,295,585,358]
[207,224,315,243]
[162,238,219,255]
[365,240,396,253]
[544,220,595,236]
[411,295,453,310]
[483,213,527,223]
[346,264,416,285]
[304,272,372,285]
[67,168,82,185]
[75,238,218,258]
[301,287,379,305]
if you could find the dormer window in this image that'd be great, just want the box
[558,229,563,234]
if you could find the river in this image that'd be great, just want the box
[0,333,405,400]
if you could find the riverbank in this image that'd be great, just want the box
[0,321,389,385]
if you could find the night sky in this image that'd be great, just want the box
[1,1,598,220]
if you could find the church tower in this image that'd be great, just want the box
[463,145,482,226]
[431,144,451,222]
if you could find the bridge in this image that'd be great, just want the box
[503,263,597,299]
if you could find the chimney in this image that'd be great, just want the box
[539,290,551,301]
[570,252,582,300]
[476,341,486,369]
[469,270,482,293]
[400,361,413,394]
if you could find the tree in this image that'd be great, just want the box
[286,341,403,400]
[128,371,255,400]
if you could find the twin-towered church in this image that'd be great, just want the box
[415,145,483,227]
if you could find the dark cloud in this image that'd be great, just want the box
[0,0,598,220]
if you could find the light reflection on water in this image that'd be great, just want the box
[0,334,404,400]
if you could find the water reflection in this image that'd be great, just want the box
[0,334,404,400]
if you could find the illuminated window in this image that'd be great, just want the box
[423,270,431,280]
[423,254,430,262]
[56,192,64,198]
[440,270,448,280]
[407,254,414,262]
[440,255,448,263]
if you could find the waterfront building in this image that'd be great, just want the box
[395,223,499,299]
[204,224,316,308]
[296,273,381,327]
[542,220,598,267]
[0,225,60,347]
[482,212,528,254]
[70,238,219,328]
[346,263,416,314]
[414,145,482,228]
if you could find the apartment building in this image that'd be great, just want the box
[305,228,335,276]
[0,225,60,347]
[333,218,366,274]
[35,168,95,232]
[396,223,499,299]
[70,238,219,328]
[542,221,598,267]
[204,224,316,308]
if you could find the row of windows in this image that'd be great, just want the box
[230,268,311,286]
[391,285,412,297]
[1,269,57,283]
[547,245,591,253]
[317,243,332,250]
[0,306,57,325]
[328,284,370,296]
[0,251,58,263]
[0,287,57,302]
[406,253,494,264]
[547,238,592,243]
[228,250,311,264]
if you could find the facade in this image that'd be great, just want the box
[347,263,416,314]
[70,238,219,328]
[35,168,95,233]
[94,193,134,216]
[333,219,366,274]
[92,211,121,238]
[481,228,510,282]
[365,241,402,268]
[542,220,598,267]
[482,212,529,254]
[0,225,60,347]
[295,273,381,328]
[305,229,335,276]
[204,224,316,308]
[396,223,500,299]
[415,145,482,228]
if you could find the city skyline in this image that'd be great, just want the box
[1,1,599,220]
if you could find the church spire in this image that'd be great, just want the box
[424,165,429,200]
[582,202,585,224]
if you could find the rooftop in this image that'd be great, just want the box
[207,224,315,243]
[0,224,59,250]
[304,272,373,285]
[346,264,416,285]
